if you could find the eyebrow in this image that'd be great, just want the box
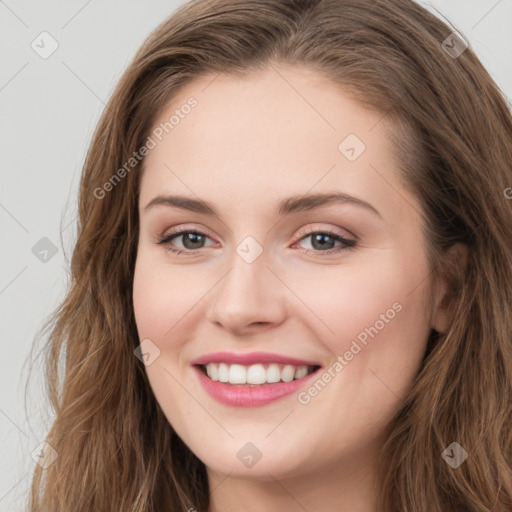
[143,192,382,219]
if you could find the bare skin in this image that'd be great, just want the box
[132,64,466,512]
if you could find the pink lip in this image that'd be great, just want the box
[191,351,320,366]
[191,353,322,407]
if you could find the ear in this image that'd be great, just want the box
[430,242,468,333]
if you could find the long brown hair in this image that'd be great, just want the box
[26,1,512,510]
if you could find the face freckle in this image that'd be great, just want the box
[132,63,448,492]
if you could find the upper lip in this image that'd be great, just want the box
[191,351,322,367]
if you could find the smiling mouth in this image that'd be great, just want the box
[197,363,321,386]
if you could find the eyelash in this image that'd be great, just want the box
[156,226,357,256]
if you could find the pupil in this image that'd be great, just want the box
[312,233,334,250]
[183,233,204,249]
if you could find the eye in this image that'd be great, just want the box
[156,228,215,255]
[156,226,357,256]
[293,226,356,255]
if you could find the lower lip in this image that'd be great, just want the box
[193,365,320,407]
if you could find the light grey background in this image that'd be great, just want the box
[1,1,511,510]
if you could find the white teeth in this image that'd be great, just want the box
[246,364,267,384]
[266,363,281,383]
[294,365,308,379]
[228,364,247,384]
[218,363,229,383]
[281,364,295,382]
[203,362,315,385]
[209,364,219,381]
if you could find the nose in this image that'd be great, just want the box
[205,244,287,336]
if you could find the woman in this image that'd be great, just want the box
[27,0,512,510]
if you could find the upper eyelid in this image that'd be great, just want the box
[159,224,353,240]
[159,225,216,243]
[299,224,355,239]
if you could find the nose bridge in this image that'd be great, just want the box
[205,234,284,331]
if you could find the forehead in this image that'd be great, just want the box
[139,65,419,221]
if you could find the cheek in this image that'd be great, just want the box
[285,260,432,455]
[132,253,200,426]
[132,252,199,342]
[291,254,432,384]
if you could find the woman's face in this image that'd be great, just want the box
[133,65,449,482]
